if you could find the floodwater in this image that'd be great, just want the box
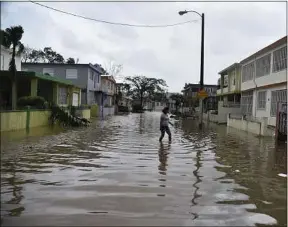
[1,112,287,226]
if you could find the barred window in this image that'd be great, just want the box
[241,91,253,115]
[58,87,68,105]
[272,46,287,73]
[257,91,266,109]
[270,89,287,116]
[242,62,255,82]
[256,54,271,78]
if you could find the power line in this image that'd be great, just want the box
[29,1,199,28]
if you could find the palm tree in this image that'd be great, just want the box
[2,26,24,109]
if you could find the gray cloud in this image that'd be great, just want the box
[1,1,286,92]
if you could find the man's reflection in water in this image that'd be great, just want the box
[158,142,171,191]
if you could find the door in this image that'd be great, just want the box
[72,92,79,106]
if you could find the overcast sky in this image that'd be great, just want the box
[1,1,286,92]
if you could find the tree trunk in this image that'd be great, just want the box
[11,78,17,110]
[11,47,17,110]
[140,93,143,110]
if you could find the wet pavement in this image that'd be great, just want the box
[1,112,287,226]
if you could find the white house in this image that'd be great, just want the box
[1,45,22,71]
[240,36,287,126]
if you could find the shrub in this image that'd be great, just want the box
[17,96,46,109]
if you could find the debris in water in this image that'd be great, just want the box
[261,200,273,205]
[235,170,240,173]
[277,173,287,177]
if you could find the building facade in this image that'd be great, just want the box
[1,45,22,71]
[217,63,241,107]
[240,36,287,126]
[182,83,218,112]
[22,63,104,106]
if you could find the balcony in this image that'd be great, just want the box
[217,89,222,95]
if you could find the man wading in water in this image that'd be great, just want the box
[159,107,173,142]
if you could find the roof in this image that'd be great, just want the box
[240,36,287,65]
[0,70,79,87]
[22,62,104,74]
[218,63,240,75]
[183,83,218,91]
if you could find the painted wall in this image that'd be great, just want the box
[227,116,269,136]
[217,101,241,123]
[1,46,22,71]
[1,111,26,131]
[0,108,90,132]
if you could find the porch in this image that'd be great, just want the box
[0,71,81,110]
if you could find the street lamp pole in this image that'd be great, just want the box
[179,10,205,129]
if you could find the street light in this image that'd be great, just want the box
[179,10,205,129]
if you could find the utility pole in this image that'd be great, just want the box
[199,13,205,129]
[178,10,205,129]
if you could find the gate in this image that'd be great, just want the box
[275,102,287,142]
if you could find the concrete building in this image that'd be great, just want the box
[22,63,105,106]
[240,36,287,126]
[217,63,241,107]
[1,45,22,71]
[101,75,116,116]
[182,83,218,112]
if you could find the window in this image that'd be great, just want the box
[241,91,253,115]
[1,55,4,70]
[256,53,271,78]
[270,89,287,116]
[257,91,266,109]
[58,87,68,105]
[272,46,287,73]
[90,71,94,80]
[242,62,255,82]
[43,68,54,76]
[66,69,78,79]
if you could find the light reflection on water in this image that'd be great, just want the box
[1,112,287,226]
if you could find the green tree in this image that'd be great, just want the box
[125,75,167,108]
[2,26,25,110]
[66,57,75,64]
[43,47,64,63]
[170,93,184,112]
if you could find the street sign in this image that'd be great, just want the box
[197,89,208,98]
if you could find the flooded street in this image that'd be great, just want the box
[1,112,287,226]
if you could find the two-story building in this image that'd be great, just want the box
[100,75,116,116]
[217,63,241,107]
[240,36,287,126]
[182,83,218,112]
[22,63,104,106]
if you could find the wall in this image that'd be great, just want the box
[217,101,241,123]
[1,108,91,132]
[1,109,50,132]
[22,63,89,89]
[1,110,27,132]
[1,46,22,71]
[251,84,286,126]
[90,104,99,118]
[87,68,101,92]
[227,115,269,136]
[81,109,91,119]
